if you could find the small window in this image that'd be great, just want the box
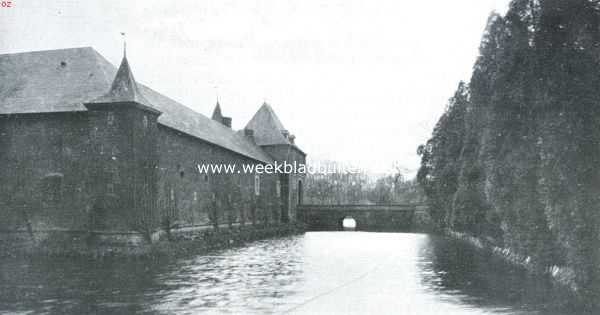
[142,115,148,128]
[170,188,175,201]
[177,164,184,178]
[276,179,281,197]
[204,174,209,183]
[107,112,115,126]
[193,191,198,202]
[254,175,260,196]
[107,183,115,194]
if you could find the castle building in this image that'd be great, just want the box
[0,47,306,242]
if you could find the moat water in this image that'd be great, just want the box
[0,232,580,314]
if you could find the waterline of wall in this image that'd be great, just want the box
[0,223,306,259]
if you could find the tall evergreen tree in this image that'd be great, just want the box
[418,0,600,305]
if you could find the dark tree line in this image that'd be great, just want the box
[418,0,600,304]
[304,160,425,205]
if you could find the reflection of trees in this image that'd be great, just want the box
[418,236,568,312]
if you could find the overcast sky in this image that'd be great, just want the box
[0,0,511,177]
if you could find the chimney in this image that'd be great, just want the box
[281,129,289,139]
[289,134,296,144]
[222,117,232,128]
[244,128,255,143]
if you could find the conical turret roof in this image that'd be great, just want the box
[90,54,152,108]
[212,101,224,122]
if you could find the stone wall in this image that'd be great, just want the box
[260,144,306,221]
[0,223,304,258]
[156,125,281,229]
[86,104,162,234]
[0,112,92,232]
[298,204,421,231]
[0,111,300,255]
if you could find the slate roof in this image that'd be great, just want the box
[211,101,223,122]
[0,47,273,163]
[244,102,292,146]
[91,53,153,108]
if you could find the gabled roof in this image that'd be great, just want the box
[0,47,272,163]
[244,102,291,146]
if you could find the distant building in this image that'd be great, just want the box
[0,47,306,241]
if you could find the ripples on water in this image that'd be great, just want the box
[0,232,581,315]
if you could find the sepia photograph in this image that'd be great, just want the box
[1,0,600,314]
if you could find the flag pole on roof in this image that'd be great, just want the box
[120,32,126,57]
[215,85,220,105]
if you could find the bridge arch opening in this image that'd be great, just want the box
[341,217,357,231]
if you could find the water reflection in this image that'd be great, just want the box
[417,236,569,315]
[0,233,583,315]
[151,236,306,314]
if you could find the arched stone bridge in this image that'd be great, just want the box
[297,204,430,232]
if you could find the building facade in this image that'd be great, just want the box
[0,47,306,243]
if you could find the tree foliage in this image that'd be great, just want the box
[304,160,425,205]
[418,0,600,302]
